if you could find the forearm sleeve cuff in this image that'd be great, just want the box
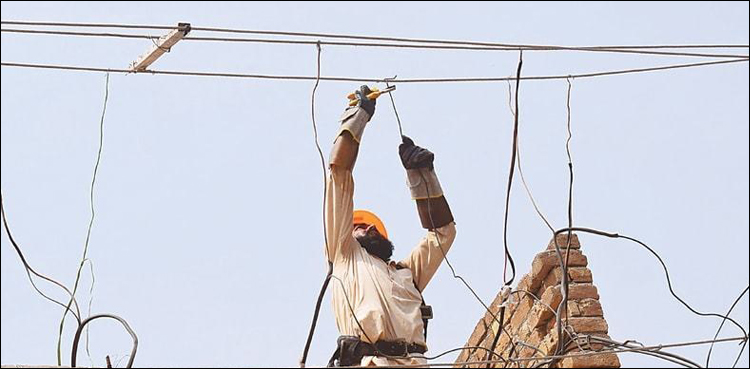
[406,168,444,200]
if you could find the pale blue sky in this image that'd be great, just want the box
[1,2,748,368]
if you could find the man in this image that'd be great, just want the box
[325,86,457,366]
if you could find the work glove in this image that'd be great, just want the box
[337,85,378,143]
[351,85,376,118]
[399,135,435,170]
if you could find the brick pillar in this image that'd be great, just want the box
[456,233,620,368]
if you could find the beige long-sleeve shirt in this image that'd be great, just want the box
[325,164,457,366]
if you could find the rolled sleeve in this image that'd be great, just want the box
[324,165,356,263]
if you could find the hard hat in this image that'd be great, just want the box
[352,209,388,239]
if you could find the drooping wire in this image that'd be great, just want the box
[0,192,83,322]
[385,82,507,328]
[300,41,334,368]
[501,51,523,286]
[509,78,555,233]
[705,285,749,367]
[83,258,96,366]
[70,314,138,368]
[57,71,109,366]
[383,84,517,361]
[553,227,749,339]
[383,76,403,138]
[589,335,701,368]
[2,58,747,84]
[553,76,576,359]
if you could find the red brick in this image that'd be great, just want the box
[568,284,600,301]
[531,251,588,293]
[568,298,603,317]
[516,274,533,293]
[560,353,620,368]
[559,317,609,334]
[539,267,594,293]
[547,233,581,250]
[540,285,563,311]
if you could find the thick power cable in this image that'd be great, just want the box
[300,42,333,368]
[501,51,522,286]
[3,28,749,59]
[2,58,747,83]
[3,20,749,58]
[70,314,137,368]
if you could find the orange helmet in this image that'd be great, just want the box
[352,209,388,239]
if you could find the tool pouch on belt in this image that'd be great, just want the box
[327,336,368,367]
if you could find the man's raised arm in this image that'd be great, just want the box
[324,86,376,262]
[398,136,456,291]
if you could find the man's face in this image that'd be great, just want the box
[353,223,377,238]
[353,223,394,262]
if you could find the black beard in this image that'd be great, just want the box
[356,233,394,262]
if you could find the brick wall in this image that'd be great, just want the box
[456,233,620,368]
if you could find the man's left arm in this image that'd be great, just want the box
[398,136,457,292]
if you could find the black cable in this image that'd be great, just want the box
[501,51,523,287]
[383,77,403,138]
[0,192,83,322]
[386,87,514,364]
[300,42,331,368]
[300,265,332,367]
[554,77,575,359]
[4,58,747,84]
[416,346,506,362]
[733,339,748,368]
[70,314,137,368]
[706,285,749,367]
[484,306,506,367]
[553,227,749,339]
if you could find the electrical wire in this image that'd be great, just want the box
[509,78,555,233]
[501,51,522,286]
[589,336,701,368]
[552,227,749,339]
[2,58,747,84]
[2,20,749,58]
[705,285,749,367]
[3,28,749,59]
[299,42,333,368]
[3,19,748,368]
[386,85,508,333]
[383,86,524,365]
[56,72,109,366]
[0,192,83,322]
[553,76,576,361]
[70,314,137,368]
[334,336,748,368]
[83,258,96,366]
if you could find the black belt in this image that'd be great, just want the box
[328,336,427,367]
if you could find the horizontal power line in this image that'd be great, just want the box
[3,28,748,59]
[3,20,749,55]
[2,58,747,83]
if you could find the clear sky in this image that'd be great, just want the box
[1,2,748,368]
